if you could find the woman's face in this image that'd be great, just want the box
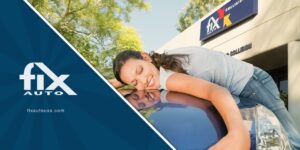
[119,57,160,90]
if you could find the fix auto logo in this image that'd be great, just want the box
[206,8,232,35]
[19,62,77,96]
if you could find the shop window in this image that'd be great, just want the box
[268,66,288,109]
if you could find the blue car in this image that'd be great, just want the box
[124,90,291,150]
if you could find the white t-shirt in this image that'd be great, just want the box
[159,46,254,103]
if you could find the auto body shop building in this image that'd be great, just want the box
[157,0,300,130]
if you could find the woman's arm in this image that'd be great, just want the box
[166,73,250,150]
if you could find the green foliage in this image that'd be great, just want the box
[177,0,225,32]
[280,91,288,109]
[98,25,143,78]
[139,107,160,121]
[29,0,149,79]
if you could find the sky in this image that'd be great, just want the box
[127,0,188,52]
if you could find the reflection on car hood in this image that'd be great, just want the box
[131,90,290,149]
[143,93,257,149]
[148,103,227,149]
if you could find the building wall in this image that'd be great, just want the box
[157,0,300,58]
[156,0,300,130]
[288,41,300,131]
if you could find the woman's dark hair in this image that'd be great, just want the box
[113,50,188,84]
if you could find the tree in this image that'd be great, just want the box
[29,0,149,79]
[140,107,159,121]
[177,0,225,32]
[98,25,144,78]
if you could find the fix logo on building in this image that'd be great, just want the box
[19,62,77,96]
[200,0,257,41]
[206,8,232,35]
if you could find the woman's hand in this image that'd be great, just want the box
[209,130,250,150]
[109,79,124,88]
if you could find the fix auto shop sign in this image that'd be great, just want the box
[200,0,258,41]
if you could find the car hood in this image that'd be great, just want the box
[148,103,227,149]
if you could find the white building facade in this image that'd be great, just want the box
[157,0,300,130]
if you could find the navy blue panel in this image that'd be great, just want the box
[0,1,170,149]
